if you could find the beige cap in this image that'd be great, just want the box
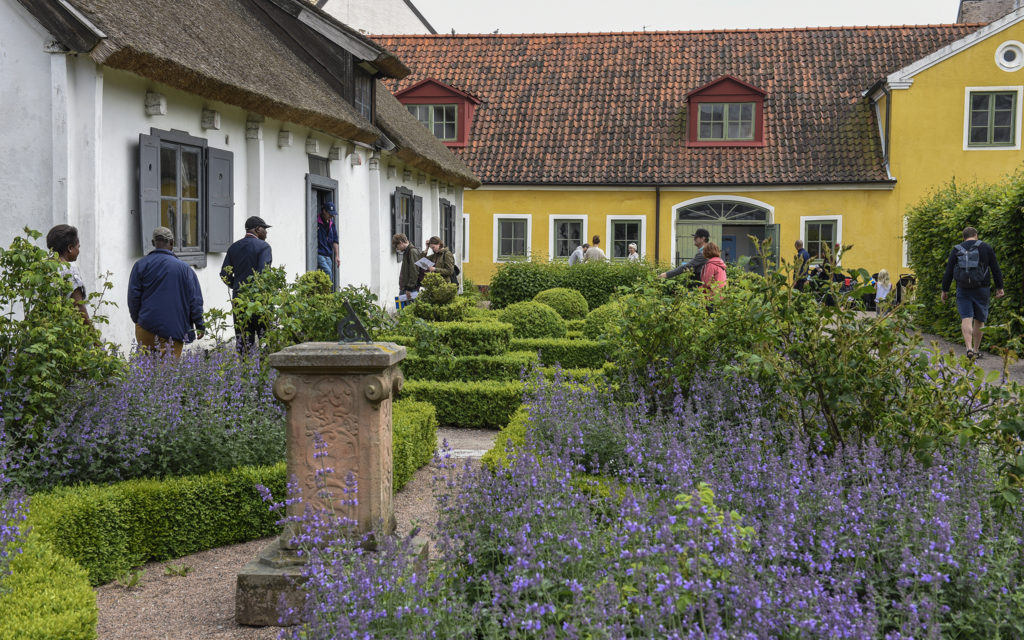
[152,226,174,242]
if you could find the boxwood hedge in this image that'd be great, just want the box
[510,337,608,369]
[401,351,541,382]
[489,260,651,310]
[399,380,524,428]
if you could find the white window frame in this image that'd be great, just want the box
[963,86,1023,150]
[461,213,470,264]
[493,214,532,262]
[799,215,843,266]
[548,215,588,260]
[605,215,646,260]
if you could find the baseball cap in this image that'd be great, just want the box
[322,201,337,215]
[152,226,174,242]
[244,216,271,230]
[693,228,710,239]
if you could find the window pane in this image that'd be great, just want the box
[970,127,989,144]
[181,200,199,248]
[806,224,820,244]
[995,93,1015,110]
[971,110,990,127]
[443,123,456,139]
[739,122,753,138]
[994,110,1012,127]
[994,125,1013,142]
[711,123,724,138]
[160,199,177,233]
[160,147,177,197]
[728,122,743,139]
[699,123,714,139]
[820,223,835,244]
[971,94,990,110]
[180,149,199,199]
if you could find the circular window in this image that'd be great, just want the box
[996,41,1024,71]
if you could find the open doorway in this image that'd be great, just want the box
[306,174,339,290]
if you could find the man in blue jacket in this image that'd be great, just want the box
[128,226,204,358]
[317,200,339,285]
[221,216,273,352]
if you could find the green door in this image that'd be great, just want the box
[674,222,723,266]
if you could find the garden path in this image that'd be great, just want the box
[93,427,496,640]
[917,330,1024,386]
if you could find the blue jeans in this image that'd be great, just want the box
[317,254,334,282]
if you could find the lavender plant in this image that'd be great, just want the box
[0,424,27,587]
[6,347,284,491]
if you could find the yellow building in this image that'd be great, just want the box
[379,8,1024,283]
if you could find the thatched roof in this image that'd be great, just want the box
[17,0,480,193]
[375,82,481,188]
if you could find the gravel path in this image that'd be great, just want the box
[94,427,496,640]
[917,331,1024,385]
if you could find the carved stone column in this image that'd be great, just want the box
[236,342,406,627]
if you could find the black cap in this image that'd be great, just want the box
[245,216,271,230]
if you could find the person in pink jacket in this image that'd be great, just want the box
[700,242,728,302]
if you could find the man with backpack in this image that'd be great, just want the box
[940,227,1004,360]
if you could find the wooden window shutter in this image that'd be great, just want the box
[138,133,161,255]
[206,147,234,252]
[413,195,423,247]
[390,190,397,239]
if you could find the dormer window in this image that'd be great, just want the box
[407,104,458,141]
[685,75,766,147]
[353,66,374,120]
[394,78,481,148]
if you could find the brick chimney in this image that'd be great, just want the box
[958,0,1022,22]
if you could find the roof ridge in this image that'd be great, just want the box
[374,23,983,39]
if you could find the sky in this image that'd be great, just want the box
[413,0,961,35]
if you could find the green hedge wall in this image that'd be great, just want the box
[399,379,524,428]
[25,464,287,586]
[510,338,608,369]
[432,321,514,355]
[0,533,96,640]
[905,174,1024,347]
[401,351,540,382]
[566,319,587,332]
[481,406,530,471]
[392,399,438,491]
[497,301,567,339]
[489,260,652,310]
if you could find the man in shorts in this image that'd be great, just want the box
[940,226,1004,359]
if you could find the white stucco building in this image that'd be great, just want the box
[0,0,478,347]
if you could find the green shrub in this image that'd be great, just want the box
[0,229,124,443]
[410,296,473,322]
[418,272,458,306]
[377,334,416,347]
[26,464,288,585]
[481,406,530,470]
[401,351,540,382]
[399,380,524,428]
[498,301,567,339]
[565,330,584,340]
[584,301,623,340]
[392,399,438,491]
[489,260,651,310]
[208,267,390,353]
[510,338,607,369]
[432,321,514,356]
[0,533,96,640]
[533,288,589,320]
[905,174,1024,349]
[566,318,587,332]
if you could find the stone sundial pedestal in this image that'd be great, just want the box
[235,341,405,627]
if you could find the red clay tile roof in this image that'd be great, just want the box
[377,26,979,186]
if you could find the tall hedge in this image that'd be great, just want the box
[905,174,1024,347]
[489,260,651,310]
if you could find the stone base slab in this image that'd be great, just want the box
[235,538,306,627]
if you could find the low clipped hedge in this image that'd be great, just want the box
[433,321,514,355]
[584,302,622,340]
[26,464,287,586]
[498,301,566,339]
[489,260,651,310]
[0,533,96,640]
[410,297,474,322]
[510,338,608,369]
[399,380,524,428]
[533,287,589,320]
[566,318,587,332]
[20,400,435,587]
[481,406,530,470]
[402,351,540,382]
[392,399,438,491]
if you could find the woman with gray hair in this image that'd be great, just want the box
[627,242,640,262]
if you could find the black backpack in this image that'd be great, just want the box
[953,242,989,289]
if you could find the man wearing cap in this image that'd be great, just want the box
[221,216,273,352]
[660,228,710,281]
[127,226,205,358]
[317,201,340,284]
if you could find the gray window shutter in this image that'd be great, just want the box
[206,147,234,252]
[138,133,161,254]
[390,191,397,239]
[413,195,423,247]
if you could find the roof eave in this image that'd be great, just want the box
[16,0,105,52]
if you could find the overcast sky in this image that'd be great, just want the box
[413,0,961,35]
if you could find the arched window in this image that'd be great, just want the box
[676,200,769,222]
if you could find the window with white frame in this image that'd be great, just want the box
[800,215,842,263]
[494,214,531,261]
[607,216,645,260]
[964,86,1023,149]
[407,104,458,141]
[550,216,585,259]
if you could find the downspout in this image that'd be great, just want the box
[883,84,892,177]
[654,186,661,264]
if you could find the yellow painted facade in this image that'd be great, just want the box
[458,17,1024,286]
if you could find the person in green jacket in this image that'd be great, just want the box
[393,233,422,300]
[426,235,456,283]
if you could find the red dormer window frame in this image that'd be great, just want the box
[395,78,481,148]
[685,75,766,147]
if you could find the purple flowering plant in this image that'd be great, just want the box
[5,346,284,491]
[0,424,28,588]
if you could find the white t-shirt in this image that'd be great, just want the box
[61,262,86,296]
